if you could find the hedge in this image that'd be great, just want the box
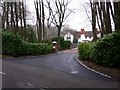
[24,43,53,55]
[91,32,120,67]
[2,31,53,57]
[78,32,120,67]
[78,42,93,60]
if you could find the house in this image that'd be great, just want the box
[64,32,74,43]
[78,28,100,42]
[78,29,93,42]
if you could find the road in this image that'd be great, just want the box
[2,48,120,88]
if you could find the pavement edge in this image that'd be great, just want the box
[75,56,112,79]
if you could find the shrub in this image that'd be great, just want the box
[2,31,53,57]
[78,42,93,60]
[91,32,120,67]
[61,40,71,50]
[52,37,71,50]
[24,43,53,55]
[2,31,25,56]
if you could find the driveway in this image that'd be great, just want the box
[2,48,120,88]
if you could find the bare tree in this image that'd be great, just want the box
[15,2,19,31]
[45,0,53,41]
[2,2,6,29]
[41,0,45,40]
[34,0,42,42]
[6,2,10,29]
[105,0,112,33]
[46,0,72,50]
[22,0,27,40]
[89,0,116,40]
[90,0,97,41]
[114,1,120,32]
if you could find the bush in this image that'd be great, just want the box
[2,31,25,56]
[2,31,53,57]
[61,40,71,50]
[24,43,53,55]
[91,32,120,67]
[78,42,93,60]
[52,37,71,50]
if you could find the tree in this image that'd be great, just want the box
[90,0,97,41]
[22,0,27,40]
[6,2,10,29]
[15,2,19,31]
[2,2,6,29]
[46,0,72,50]
[88,0,118,40]
[114,1,120,32]
[34,0,42,42]
[41,0,45,40]
[1,0,29,41]
[45,0,53,41]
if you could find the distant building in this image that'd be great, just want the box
[64,32,74,43]
[78,28,100,42]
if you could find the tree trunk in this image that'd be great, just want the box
[57,25,61,50]
[2,2,6,30]
[22,1,26,40]
[39,1,42,41]
[6,2,9,30]
[10,2,15,31]
[91,2,97,41]
[19,2,23,37]
[114,2,120,32]
[15,2,19,31]
[101,2,107,34]
[105,1,112,33]
[42,0,45,40]
[97,2,105,36]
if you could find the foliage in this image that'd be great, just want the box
[2,31,25,56]
[2,31,53,57]
[25,27,37,43]
[78,42,93,60]
[52,37,71,50]
[91,32,120,67]
[24,43,53,55]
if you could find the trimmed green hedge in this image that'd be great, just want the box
[2,31,53,57]
[78,42,93,60]
[91,32,120,67]
[2,31,25,56]
[78,32,120,67]
[24,43,53,55]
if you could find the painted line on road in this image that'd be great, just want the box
[26,83,34,87]
[75,56,111,79]
[70,71,79,74]
[0,72,5,75]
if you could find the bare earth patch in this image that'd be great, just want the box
[79,59,120,79]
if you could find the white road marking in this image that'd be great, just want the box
[0,72,5,75]
[70,71,78,74]
[26,83,34,87]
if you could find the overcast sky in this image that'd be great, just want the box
[26,0,92,31]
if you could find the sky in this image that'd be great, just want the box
[26,0,92,31]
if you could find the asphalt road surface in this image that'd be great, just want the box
[2,48,120,88]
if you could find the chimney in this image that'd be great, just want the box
[80,28,85,35]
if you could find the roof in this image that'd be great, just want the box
[85,31,93,37]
